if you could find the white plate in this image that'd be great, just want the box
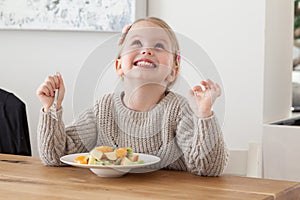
[60,153,161,178]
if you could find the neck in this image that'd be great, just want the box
[123,80,167,111]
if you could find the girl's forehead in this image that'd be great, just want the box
[126,25,172,43]
[128,21,171,41]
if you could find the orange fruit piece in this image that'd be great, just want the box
[95,146,113,153]
[74,155,88,164]
[115,148,127,158]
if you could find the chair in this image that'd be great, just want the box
[0,89,31,156]
[224,143,261,177]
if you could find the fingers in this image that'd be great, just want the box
[192,85,203,94]
[193,79,213,93]
[214,82,222,97]
[200,79,218,91]
[37,74,61,97]
[57,73,65,90]
[208,79,221,97]
[192,79,222,96]
[57,73,66,100]
[202,79,214,90]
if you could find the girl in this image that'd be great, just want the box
[37,17,228,176]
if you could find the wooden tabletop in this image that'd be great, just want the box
[0,154,300,200]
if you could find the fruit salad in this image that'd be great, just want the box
[74,146,144,166]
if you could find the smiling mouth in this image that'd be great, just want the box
[133,60,157,68]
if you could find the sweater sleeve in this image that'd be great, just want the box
[176,104,229,176]
[37,106,97,166]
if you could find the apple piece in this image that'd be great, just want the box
[129,155,139,162]
[120,157,133,165]
[104,151,117,161]
[88,155,96,165]
[90,149,103,160]
[115,157,122,165]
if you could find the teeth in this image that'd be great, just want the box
[136,61,155,68]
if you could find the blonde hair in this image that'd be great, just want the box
[118,17,180,67]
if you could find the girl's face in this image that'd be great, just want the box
[116,21,178,85]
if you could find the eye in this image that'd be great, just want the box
[131,40,142,47]
[154,43,165,49]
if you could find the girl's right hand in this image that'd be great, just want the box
[36,73,65,112]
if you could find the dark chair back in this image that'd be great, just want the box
[0,89,31,156]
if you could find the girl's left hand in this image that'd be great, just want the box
[190,79,221,118]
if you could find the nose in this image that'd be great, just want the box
[141,48,153,56]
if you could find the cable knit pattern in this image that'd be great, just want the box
[37,91,228,176]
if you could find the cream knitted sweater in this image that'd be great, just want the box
[38,91,228,176]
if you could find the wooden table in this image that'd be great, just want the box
[0,154,299,199]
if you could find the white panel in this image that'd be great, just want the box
[263,124,300,181]
[247,143,262,178]
[264,0,293,122]
[224,149,248,176]
[224,143,262,177]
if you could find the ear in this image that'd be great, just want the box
[166,65,179,82]
[115,59,124,76]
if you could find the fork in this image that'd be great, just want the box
[50,72,59,120]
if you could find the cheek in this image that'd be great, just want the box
[121,55,134,67]
[159,54,175,67]
[123,52,136,62]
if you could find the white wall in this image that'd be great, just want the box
[0,30,113,156]
[0,1,293,161]
[148,0,266,150]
